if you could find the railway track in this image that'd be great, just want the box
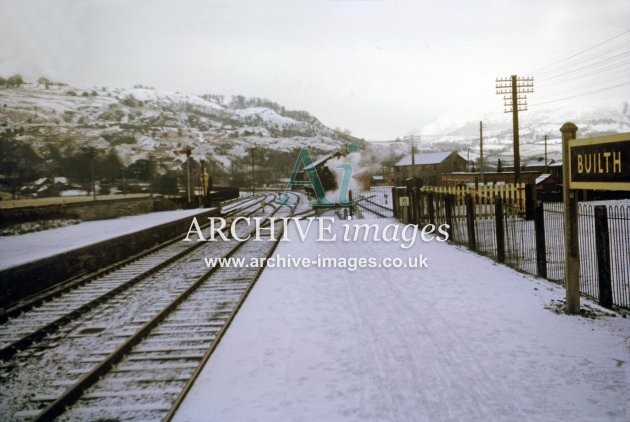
[0,194,266,358]
[0,195,265,323]
[0,192,304,421]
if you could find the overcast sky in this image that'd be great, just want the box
[1,0,628,140]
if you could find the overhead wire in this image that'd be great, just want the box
[523,23,630,74]
[536,51,630,82]
[526,27,630,75]
[524,25,630,107]
[529,82,630,107]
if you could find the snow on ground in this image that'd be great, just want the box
[233,107,301,127]
[175,218,629,422]
[124,88,224,111]
[0,209,211,271]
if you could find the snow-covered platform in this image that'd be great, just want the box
[174,218,629,422]
[0,208,217,307]
[0,209,211,271]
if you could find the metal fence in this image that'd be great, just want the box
[350,187,395,219]
[393,186,630,310]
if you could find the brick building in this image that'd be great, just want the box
[394,151,467,186]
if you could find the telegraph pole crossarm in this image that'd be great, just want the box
[496,75,534,183]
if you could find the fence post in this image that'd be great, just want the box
[495,196,505,263]
[594,205,613,309]
[408,187,415,224]
[444,194,454,241]
[534,201,547,278]
[428,191,435,226]
[465,193,477,251]
[525,183,535,221]
[417,189,423,225]
[392,187,397,219]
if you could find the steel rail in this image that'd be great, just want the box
[0,195,265,322]
[32,193,289,421]
[164,192,300,420]
[0,196,270,361]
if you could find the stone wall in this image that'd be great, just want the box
[0,197,179,227]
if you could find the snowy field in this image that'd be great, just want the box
[175,218,629,422]
[0,208,212,270]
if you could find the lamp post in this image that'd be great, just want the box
[251,147,256,196]
[121,167,126,196]
[90,148,96,201]
[148,153,154,198]
[186,152,192,205]
[172,147,193,205]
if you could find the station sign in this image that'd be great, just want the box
[569,132,630,190]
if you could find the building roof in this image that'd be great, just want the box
[395,151,456,167]
[525,158,556,168]
[524,158,546,167]
[303,152,343,171]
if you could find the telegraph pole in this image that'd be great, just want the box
[496,75,534,183]
[544,134,548,170]
[479,121,484,184]
[409,135,416,179]
[467,148,470,172]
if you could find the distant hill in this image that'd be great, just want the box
[412,101,630,169]
[0,82,371,197]
[1,80,627,198]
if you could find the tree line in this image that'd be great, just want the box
[0,74,24,88]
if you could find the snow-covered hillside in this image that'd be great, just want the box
[412,101,630,168]
[0,83,357,159]
[1,81,627,194]
[0,82,370,193]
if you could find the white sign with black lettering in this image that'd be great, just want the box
[399,196,410,207]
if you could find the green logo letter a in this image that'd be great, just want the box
[274,147,334,206]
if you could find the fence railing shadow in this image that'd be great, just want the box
[392,185,630,310]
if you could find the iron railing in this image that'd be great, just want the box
[393,186,630,310]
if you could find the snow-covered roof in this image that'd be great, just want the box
[536,174,552,184]
[524,159,546,167]
[303,152,343,170]
[53,177,68,184]
[395,151,454,167]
